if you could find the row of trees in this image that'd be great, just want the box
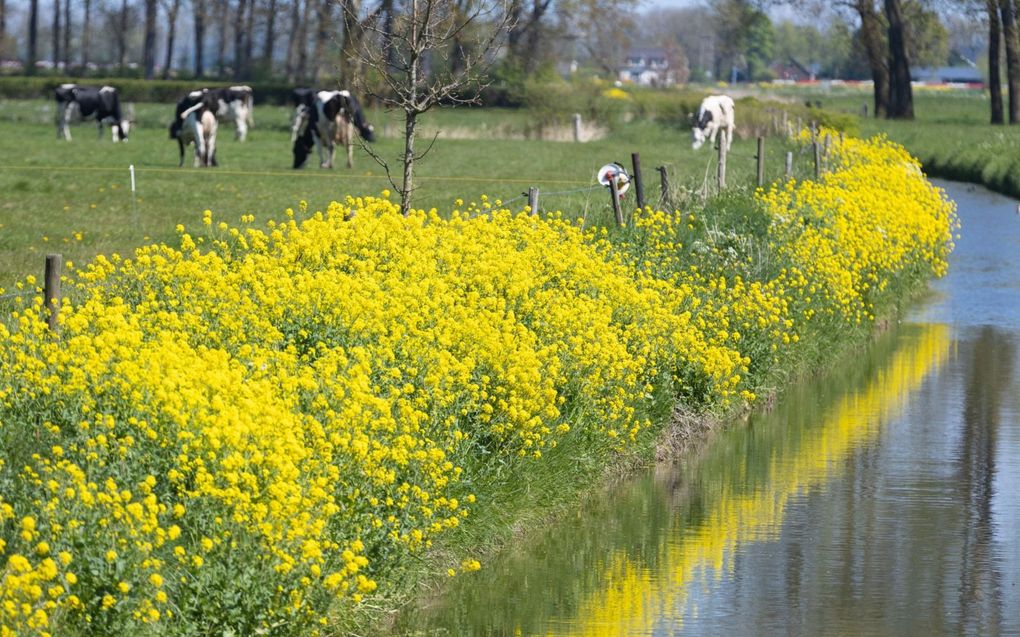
[0,0,636,84]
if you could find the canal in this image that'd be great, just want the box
[399,180,1020,636]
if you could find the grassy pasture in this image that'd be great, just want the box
[0,98,812,291]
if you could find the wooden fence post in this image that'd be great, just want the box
[717,135,728,190]
[756,137,765,187]
[813,140,821,179]
[44,254,62,332]
[609,176,624,227]
[785,151,793,179]
[572,113,582,142]
[631,152,645,210]
[528,187,539,215]
[657,166,670,208]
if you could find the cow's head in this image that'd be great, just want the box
[113,120,130,142]
[293,122,315,169]
[691,125,707,150]
[691,110,712,150]
[358,122,376,143]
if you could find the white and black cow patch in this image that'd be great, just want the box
[55,84,130,142]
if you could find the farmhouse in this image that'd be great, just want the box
[618,47,679,87]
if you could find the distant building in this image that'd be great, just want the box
[912,66,984,86]
[618,47,678,87]
[770,57,814,82]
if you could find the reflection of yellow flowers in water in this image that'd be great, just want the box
[548,324,950,637]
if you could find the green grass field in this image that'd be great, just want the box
[0,98,814,291]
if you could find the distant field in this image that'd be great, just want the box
[0,99,808,290]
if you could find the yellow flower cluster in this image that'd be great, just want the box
[0,134,953,635]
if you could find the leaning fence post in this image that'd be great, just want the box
[657,166,671,208]
[631,152,645,210]
[813,140,821,179]
[756,137,765,187]
[785,151,793,179]
[528,187,539,215]
[717,135,728,190]
[44,254,62,332]
[609,176,624,227]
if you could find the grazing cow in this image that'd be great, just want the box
[210,85,254,141]
[54,84,131,142]
[292,89,376,169]
[169,90,219,167]
[691,95,735,151]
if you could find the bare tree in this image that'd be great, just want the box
[989,0,1004,124]
[28,0,39,74]
[885,0,913,119]
[62,0,70,67]
[53,0,62,66]
[193,0,207,76]
[351,0,513,214]
[117,0,130,71]
[217,0,229,76]
[1001,0,1020,122]
[262,0,278,70]
[144,0,158,77]
[233,0,248,79]
[82,0,92,70]
[162,0,183,78]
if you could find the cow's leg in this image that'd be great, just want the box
[193,123,206,168]
[725,122,734,151]
[235,117,247,142]
[345,121,354,169]
[97,121,104,140]
[207,129,218,167]
[58,104,73,141]
[708,124,719,149]
[178,138,186,167]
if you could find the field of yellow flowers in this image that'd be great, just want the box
[0,132,954,636]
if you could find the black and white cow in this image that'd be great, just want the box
[210,85,254,141]
[292,89,376,169]
[169,90,219,168]
[55,84,131,142]
[691,94,735,151]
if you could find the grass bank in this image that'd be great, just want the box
[762,85,1020,199]
[0,97,828,289]
[0,131,954,635]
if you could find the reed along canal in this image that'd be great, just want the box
[398,181,1020,636]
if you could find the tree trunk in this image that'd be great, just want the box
[339,0,363,84]
[144,0,158,78]
[52,0,61,67]
[990,0,1005,124]
[296,0,309,82]
[855,0,889,118]
[243,0,254,77]
[62,0,70,68]
[81,0,91,71]
[884,0,913,119]
[262,0,277,69]
[400,0,421,216]
[312,0,330,83]
[285,0,299,81]
[1001,0,1020,123]
[0,0,6,58]
[233,0,248,80]
[193,0,206,76]
[118,0,129,71]
[27,0,38,75]
[217,0,229,77]
[163,0,182,79]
